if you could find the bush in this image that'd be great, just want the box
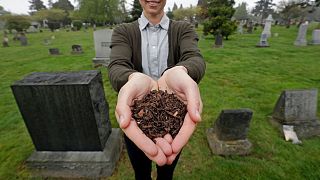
[47,21,61,32]
[72,20,82,31]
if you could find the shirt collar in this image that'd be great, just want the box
[138,12,169,31]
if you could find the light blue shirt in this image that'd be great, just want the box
[138,13,169,80]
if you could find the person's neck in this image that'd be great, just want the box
[144,11,164,25]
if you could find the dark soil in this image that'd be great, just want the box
[131,90,187,140]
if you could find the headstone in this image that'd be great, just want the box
[71,44,83,54]
[294,21,309,46]
[262,14,273,38]
[11,70,122,178]
[20,33,28,46]
[2,34,9,47]
[214,34,223,48]
[43,38,51,45]
[269,89,320,139]
[310,29,320,45]
[207,109,253,155]
[12,29,19,41]
[256,33,269,47]
[237,21,245,34]
[92,29,113,67]
[247,21,253,34]
[49,48,60,55]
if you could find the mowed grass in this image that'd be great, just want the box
[0,24,320,179]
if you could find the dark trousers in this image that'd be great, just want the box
[124,135,181,180]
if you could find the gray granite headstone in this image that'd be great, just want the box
[20,33,28,46]
[92,29,113,67]
[207,109,253,156]
[256,33,269,47]
[11,70,122,178]
[310,29,320,45]
[262,14,273,38]
[269,89,320,139]
[294,22,309,46]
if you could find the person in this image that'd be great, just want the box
[108,0,206,179]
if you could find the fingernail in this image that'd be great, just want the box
[119,115,124,125]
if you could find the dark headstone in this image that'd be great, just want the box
[20,33,28,46]
[71,44,83,54]
[247,22,253,34]
[214,34,223,48]
[207,109,253,155]
[49,48,60,55]
[11,70,122,178]
[269,89,320,139]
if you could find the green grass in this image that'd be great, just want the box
[0,25,320,179]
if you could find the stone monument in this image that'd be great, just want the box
[71,44,83,54]
[269,89,320,139]
[294,21,309,46]
[262,14,273,38]
[49,48,60,55]
[92,29,113,67]
[310,29,320,45]
[3,34,9,47]
[11,70,122,178]
[256,33,269,47]
[20,33,28,46]
[207,109,253,155]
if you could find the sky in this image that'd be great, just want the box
[0,0,282,15]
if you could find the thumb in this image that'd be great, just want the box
[186,88,202,123]
[115,105,131,129]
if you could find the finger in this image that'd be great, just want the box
[123,120,158,156]
[166,153,178,165]
[145,146,167,166]
[154,137,172,156]
[163,134,173,144]
[115,106,131,129]
[171,113,197,153]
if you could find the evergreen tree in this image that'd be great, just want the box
[167,7,174,19]
[233,2,248,20]
[173,3,178,11]
[180,4,183,9]
[29,0,46,12]
[131,0,143,21]
[203,0,236,40]
[52,0,74,11]
[252,0,275,20]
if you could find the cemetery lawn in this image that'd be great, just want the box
[0,25,319,179]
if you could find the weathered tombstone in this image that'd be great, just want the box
[92,29,113,67]
[71,44,83,54]
[237,20,245,34]
[214,34,223,48]
[20,33,28,46]
[256,33,269,47]
[11,70,122,178]
[262,14,273,38]
[269,89,320,139]
[247,21,253,34]
[310,29,320,45]
[294,21,309,46]
[49,48,60,55]
[207,109,253,155]
[2,34,9,47]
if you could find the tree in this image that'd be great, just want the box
[202,0,237,40]
[173,3,178,11]
[4,15,31,31]
[33,9,67,31]
[52,0,74,11]
[29,0,46,13]
[277,0,303,28]
[180,4,183,9]
[233,2,248,20]
[0,5,10,16]
[167,7,174,19]
[131,0,143,21]
[48,0,53,8]
[252,0,276,21]
[172,7,198,21]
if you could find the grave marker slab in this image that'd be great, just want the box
[207,109,253,155]
[11,70,122,178]
[294,22,309,46]
[92,29,113,67]
[310,29,320,45]
[269,89,320,139]
[262,14,273,38]
[71,44,83,54]
[49,48,60,55]
[256,33,269,47]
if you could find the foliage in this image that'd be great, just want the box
[131,0,143,21]
[233,2,249,20]
[29,0,46,13]
[172,7,199,21]
[72,20,82,30]
[166,8,174,19]
[33,9,67,22]
[0,6,11,16]
[202,0,237,40]
[252,0,276,21]
[173,3,178,11]
[52,0,74,11]
[4,15,31,31]
[277,0,304,27]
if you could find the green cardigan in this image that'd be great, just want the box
[108,20,206,92]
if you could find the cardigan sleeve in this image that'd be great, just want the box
[175,22,206,84]
[108,24,137,92]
